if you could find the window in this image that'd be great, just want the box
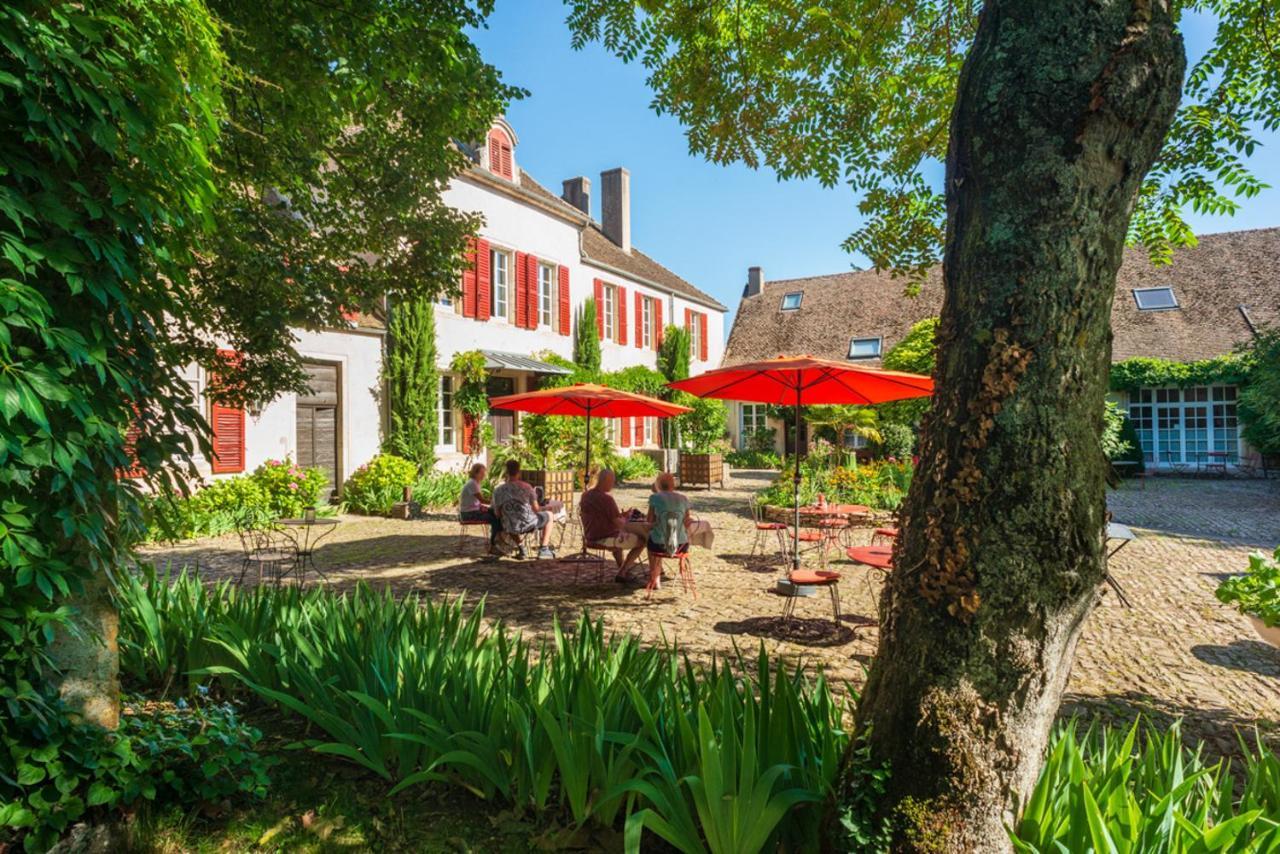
[781,292,802,311]
[848,337,882,360]
[1133,286,1178,311]
[644,417,655,445]
[689,310,703,360]
[439,376,454,445]
[438,293,453,311]
[603,284,617,341]
[488,128,514,180]
[539,264,555,327]
[491,249,510,321]
[605,417,617,442]
[740,403,768,449]
[641,297,654,348]
[842,430,868,449]
[1127,385,1240,465]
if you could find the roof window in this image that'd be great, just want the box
[780,292,802,311]
[848,337,882,360]
[1133,286,1178,311]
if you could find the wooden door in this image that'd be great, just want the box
[487,376,516,445]
[297,362,340,494]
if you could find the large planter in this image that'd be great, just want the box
[523,469,576,505]
[678,452,724,490]
[1248,615,1280,648]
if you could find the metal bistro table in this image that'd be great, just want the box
[1104,522,1135,608]
[278,516,340,583]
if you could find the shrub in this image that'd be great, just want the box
[614,452,659,483]
[411,470,468,510]
[877,423,915,460]
[758,459,914,511]
[1216,546,1280,627]
[726,449,783,470]
[1100,401,1131,460]
[342,454,418,515]
[251,458,327,517]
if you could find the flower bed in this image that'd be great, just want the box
[756,458,914,514]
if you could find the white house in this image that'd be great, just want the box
[176,117,727,489]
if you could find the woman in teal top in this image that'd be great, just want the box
[646,472,692,590]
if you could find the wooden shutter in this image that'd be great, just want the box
[526,254,540,329]
[489,133,501,176]
[475,239,491,321]
[634,417,644,447]
[699,312,709,361]
[500,143,513,180]
[617,286,628,345]
[461,238,477,318]
[620,416,631,447]
[515,252,529,328]
[209,350,245,474]
[634,292,643,348]
[120,413,145,478]
[558,265,571,335]
[654,300,663,349]
[685,307,693,330]
[593,279,604,338]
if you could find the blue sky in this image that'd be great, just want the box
[469,7,1279,323]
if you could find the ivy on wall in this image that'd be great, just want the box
[1108,355,1253,393]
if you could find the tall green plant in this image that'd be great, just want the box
[574,299,603,375]
[658,326,692,449]
[384,296,439,472]
[1239,329,1280,456]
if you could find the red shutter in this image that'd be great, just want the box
[526,254,540,329]
[210,350,245,474]
[635,292,643,349]
[654,300,663,349]
[475,239,491,321]
[593,279,604,338]
[620,416,631,447]
[500,143,513,180]
[461,238,477,318]
[120,413,145,478]
[515,252,529,328]
[685,307,693,330]
[558,266,571,335]
[617,286,628,345]
[489,133,501,176]
[699,312,709,361]
[634,417,644,447]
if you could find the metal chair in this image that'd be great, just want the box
[780,568,841,625]
[645,512,696,599]
[457,511,493,552]
[234,514,292,586]
[748,500,790,562]
[871,526,899,546]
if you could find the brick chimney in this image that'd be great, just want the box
[745,266,765,297]
[600,167,631,253]
[562,176,590,216]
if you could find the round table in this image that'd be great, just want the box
[846,545,893,571]
[797,503,871,519]
[278,517,339,582]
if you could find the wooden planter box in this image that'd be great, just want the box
[678,453,724,490]
[523,469,576,505]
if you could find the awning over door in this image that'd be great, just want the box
[480,350,572,375]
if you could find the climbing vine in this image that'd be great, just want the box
[1108,355,1252,392]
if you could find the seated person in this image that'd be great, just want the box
[579,468,649,583]
[458,463,492,522]
[491,459,556,560]
[645,472,692,589]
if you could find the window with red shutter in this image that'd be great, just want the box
[488,129,514,180]
[209,349,246,474]
[515,252,529,328]
[593,279,604,338]
[654,300,663,349]
[620,416,631,447]
[635,292,643,348]
[461,238,478,318]
[476,239,491,321]
[558,266,571,335]
[685,307,693,330]
[617,287,628,345]
[525,254,540,329]
[634,417,644,447]
[699,312,709,361]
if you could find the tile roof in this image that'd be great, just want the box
[724,226,1280,367]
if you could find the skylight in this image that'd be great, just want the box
[848,337,882,360]
[1133,287,1178,311]
[780,292,802,311]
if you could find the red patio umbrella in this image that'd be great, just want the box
[487,383,691,487]
[668,355,933,571]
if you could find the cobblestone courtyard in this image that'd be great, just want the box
[146,472,1280,758]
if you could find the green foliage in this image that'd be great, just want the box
[882,318,939,376]
[605,364,668,398]
[411,470,468,511]
[726,449,783,470]
[1101,402,1132,461]
[450,350,490,419]
[573,299,603,374]
[144,459,327,541]
[877,423,916,461]
[1011,720,1280,852]
[342,454,418,515]
[1239,329,1280,455]
[658,325,693,384]
[677,394,729,453]
[384,296,439,472]
[112,581,853,853]
[614,453,659,483]
[567,2,1278,277]
[1216,546,1280,628]
[1115,411,1146,475]
[759,459,914,512]
[808,406,882,446]
[1108,355,1252,392]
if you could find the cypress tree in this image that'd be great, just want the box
[384,295,439,471]
[573,298,602,376]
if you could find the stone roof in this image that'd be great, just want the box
[724,227,1280,367]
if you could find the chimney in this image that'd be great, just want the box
[600,167,631,253]
[562,176,591,216]
[745,266,765,297]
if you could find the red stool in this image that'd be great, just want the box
[871,527,898,546]
[780,569,842,624]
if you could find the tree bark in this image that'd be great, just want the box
[842,2,1184,850]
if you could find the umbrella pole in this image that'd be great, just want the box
[793,381,801,573]
[585,408,592,491]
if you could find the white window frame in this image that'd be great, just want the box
[1127,384,1240,465]
[605,417,617,442]
[641,297,653,348]
[603,284,617,342]
[491,249,510,321]
[739,403,768,449]
[538,263,555,327]
[781,292,803,311]
[438,376,454,446]
[689,310,703,361]
[643,417,655,445]
[1133,286,1178,311]
[848,336,882,360]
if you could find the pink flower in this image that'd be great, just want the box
[288,482,298,491]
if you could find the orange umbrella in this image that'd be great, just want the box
[668,355,933,571]
[488,383,691,485]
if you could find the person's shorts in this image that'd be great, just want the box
[515,511,552,534]
[647,538,689,556]
[461,509,491,522]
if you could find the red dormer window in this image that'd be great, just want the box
[488,128,513,180]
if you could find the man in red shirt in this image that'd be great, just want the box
[579,468,649,582]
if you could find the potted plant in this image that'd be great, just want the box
[1216,546,1280,647]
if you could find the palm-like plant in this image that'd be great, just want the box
[806,405,882,452]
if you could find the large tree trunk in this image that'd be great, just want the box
[843,1,1183,850]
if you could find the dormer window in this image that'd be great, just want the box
[1133,286,1178,311]
[780,292,802,311]
[848,337,882,360]
[488,127,514,181]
